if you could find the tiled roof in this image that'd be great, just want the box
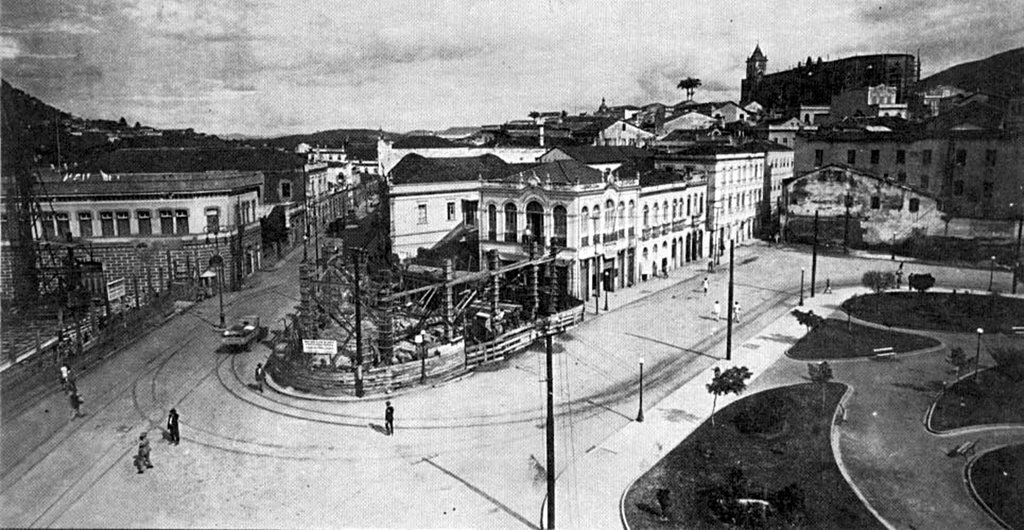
[75,147,306,174]
[499,160,606,186]
[639,169,690,187]
[548,145,653,164]
[389,154,510,184]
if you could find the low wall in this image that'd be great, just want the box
[268,302,585,397]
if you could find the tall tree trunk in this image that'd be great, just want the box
[710,395,718,427]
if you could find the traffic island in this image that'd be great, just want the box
[623,383,881,529]
[842,292,1024,333]
[930,369,1024,431]
[787,318,939,360]
[967,444,1024,530]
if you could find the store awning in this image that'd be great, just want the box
[200,270,218,278]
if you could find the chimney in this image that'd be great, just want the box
[539,123,545,147]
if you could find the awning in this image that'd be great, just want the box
[200,270,218,278]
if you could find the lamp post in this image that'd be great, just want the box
[988,255,996,292]
[974,328,984,382]
[799,267,805,306]
[636,358,645,422]
[891,233,896,260]
[416,332,426,384]
[206,226,226,329]
[603,271,609,311]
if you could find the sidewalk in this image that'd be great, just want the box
[560,283,849,529]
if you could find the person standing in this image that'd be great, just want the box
[384,401,395,436]
[254,363,265,393]
[69,388,83,419]
[60,364,71,391]
[702,277,709,296]
[733,301,742,323]
[712,300,721,321]
[166,409,180,445]
[135,432,153,474]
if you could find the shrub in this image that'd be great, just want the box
[769,483,806,518]
[862,271,895,293]
[990,347,1024,381]
[732,393,787,434]
[908,273,936,293]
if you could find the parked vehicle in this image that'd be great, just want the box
[221,315,266,351]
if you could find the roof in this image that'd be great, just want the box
[73,147,307,174]
[750,44,766,60]
[392,135,457,149]
[638,169,692,187]
[35,169,264,197]
[742,139,793,152]
[657,143,770,157]
[545,145,653,164]
[436,126,482,137]
[498,160,606,186]
[389,154,510,185]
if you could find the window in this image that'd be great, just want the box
[642,205,649,227]
[870,196,880,209]
[159,210,173,235]
[955,149,967,166]
[280,181,292,201]
[897,171,907,184]
[56,213,70,238]
[553,206,567,245]
[206,207,220,231]
[40,213,56,239]
[417,204,428,225]
[894,150,905,165]
[686,196,692,216]
[985,149,997,167]
[116,211,131,235]
[504,203,518,242]
[921,149,932,165]
[137,210,152,236]
[487,204,497,241]
[909,198,920,212]
[100,211,115,237]
[446,202,456,221]
[919,175,930,190]
[174,209,189,234]
[814,149,823,167]
[953,180,964,196]
[983,182,994,199]
[591,206,600,242]
[870,150,880,164]
[847,149,856,164]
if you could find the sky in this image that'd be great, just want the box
[2,0,1022,136]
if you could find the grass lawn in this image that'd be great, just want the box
[968,444,1024,530]
[787,318,939,360]
[842,292,1024,333]
[623,383,881,529]
[930,369,1024,431]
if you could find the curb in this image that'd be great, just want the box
[923,368,1024,436]
[963,445,1015,530]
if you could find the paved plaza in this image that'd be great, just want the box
[1,243,1019,528]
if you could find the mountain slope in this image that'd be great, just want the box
[919,47,1024,97]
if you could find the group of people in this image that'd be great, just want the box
[134,408,179,474]
[710,300,742,322]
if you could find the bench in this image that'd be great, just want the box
[948,440,977,459]
[872,346,896,359]
[1012,326,1024,336]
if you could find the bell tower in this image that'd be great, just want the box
[741,44,767,105]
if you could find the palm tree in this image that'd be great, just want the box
[676,77,702,101]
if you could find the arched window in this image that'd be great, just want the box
[628,200,636,235]
[605,199,615,234]
[592,205,601,242]
[643,205,649,228]
[652,204,659,228]
[553,205,567,246]
[581,207,589,237]
[672,199,678,219]
[504,203,517,242]
[617,201,625,236]
[526,201,544,243]
[686,196,692,217]
[487,204,497,241]
[662,201,669,223]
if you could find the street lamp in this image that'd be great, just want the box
[415,332,425,383]
[988,256,996,292]
[603,270,609,311]
[206,226,226,329]
[974,328,984,382]
[636,358,645,422]
[799,267,805,306]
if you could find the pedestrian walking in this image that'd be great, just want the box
[707,260,714,273]
[824,278,833,294]
[712,300,721,321]
[134,432,153,474]
[384,401,395,435]
[733,300,741,323]
[69,388,83,419]
[254,363,265,393]
[702,277,709,296]
[60,364,70,390]
[166,408,180,445]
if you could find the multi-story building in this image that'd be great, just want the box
[830,85,908,120]
[635,170,707,283]
[795,121,1024,219]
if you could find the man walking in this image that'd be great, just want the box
[69,388,83,419]
[702,277,709,296]
[135,432,153,474]
[733,300,742,323]
[166,409,180,445]
[384,401,395,436]
[712,300,721,321]
[254,363,265,393]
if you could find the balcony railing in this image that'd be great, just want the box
[581,236,589,247]
[550,236,567,248]
[617,229,625,239]
[521,234,546,248]
[487,231,497,241]
[628,227,635,237]
[642,227,651,240]
[504,232,518,243]
[594,233,602,244]
[672,220,685,232]
[605,232,618,243]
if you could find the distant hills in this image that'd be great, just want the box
[918,47,1024,98]
[240,128,402,150]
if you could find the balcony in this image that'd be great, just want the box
[550,236,567,248]
[628,227,635,238]
[521,234,546,248]
[504,232,518,243]
[604,231,618,243]
[594,233,602,244]
[672,220,685,232]
[641,227,651,241]
[617,229,625,239]
[581,236,589,247]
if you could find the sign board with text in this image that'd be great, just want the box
[106,277,126,302]
[302,339,338,355]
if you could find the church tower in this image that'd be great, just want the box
[741,44,767,104]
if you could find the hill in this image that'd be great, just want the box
[918,47,1024,98]
[242,128,402,150]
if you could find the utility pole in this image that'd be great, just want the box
[545,317,556,530]
[726,239,734,361]
[811,210,818,297]
[843,194,850,254]
[1013,217,1022,294]
[353,249,364,397]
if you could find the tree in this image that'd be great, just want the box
[707,366,753,426]
[792,309,824,331]
[861,271,895,293]
[118,116,128,127]
[947,346,970,380]
[908,273,935,293]
[807,361,834,411]
[676,77,702,101]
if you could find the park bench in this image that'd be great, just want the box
[948,440,977,460]
[1012,326,1024,336]
[872,346,896,360]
